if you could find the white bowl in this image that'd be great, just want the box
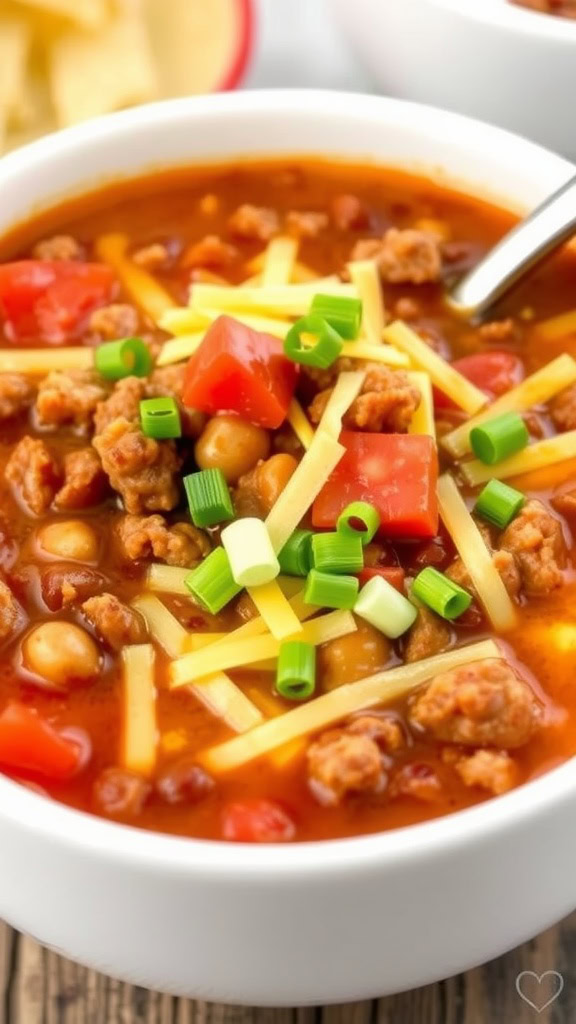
[0,90,575,1005]
[330,0,576,157]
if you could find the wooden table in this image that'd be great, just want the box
[0,916,574,1023]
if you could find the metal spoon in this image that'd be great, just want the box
[449,173,576,318]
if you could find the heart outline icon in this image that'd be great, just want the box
[515,970,564,1013]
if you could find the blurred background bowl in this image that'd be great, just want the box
[329,0,576,157]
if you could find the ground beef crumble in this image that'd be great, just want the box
[403,605,452,663]
[500,499,567,596]
[0,374,36,420]
[54,448,108,510]
[36,370,109,430]
[88,303,139,341]
[308,365,421,433]
[227,204,279,241]
[82,593,147,651]
[409,659,540,748]
[0,577,25,642]
[93,418,181,514]
[31,235,84,261]
[351,227,442,284]
[447,748,518,795]
[116,514,210,567]
[5,436,62,515]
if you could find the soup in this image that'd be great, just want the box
[1,159,576,843]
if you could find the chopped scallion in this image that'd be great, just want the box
[140,397,181,439]
[412,567,472,620]
[275,641,316,701]
[309,293,362,340]
[277,529,313,577]
[304,568,359,610]
[354,574,418,639]
[337,501,380,545]
[94,337,152,380]
[284,314,343,369]
[184,468,234,528]
[473,478,525,529]
[185,547,242,614]
[469,412,529,465]
[311,531,364,574]
[221,517,280,587]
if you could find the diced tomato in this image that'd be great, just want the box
[357,567,405,592]
[0,261,116,343]
[221,798,296,843]
[313,432,438,540]
[434,351,523,410]
[0,702,83,780]
[182,315,298,429]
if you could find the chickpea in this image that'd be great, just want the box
[319,619,391,691]
[254,454,298,512]
[23,621,100,687]
[194,415,270,484]
[38,521,98,562]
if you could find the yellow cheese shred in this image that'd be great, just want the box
[121,644,157,776]
[348,260,385,346]
[95,234,176,324]
[131,594,189,658]
[437,474,517,632]
[189,674,264,734]
[246,689,307,768]
[146,564,191,596]
[199,640,500,773]
[442,354,576,459]
[170,610,356,689]
[316,370,366,438]
[155,332,207,367]
[383,320,487,415]
[247,579,304,640]
[408,371,436,439]
[340,341,409,367]
[287,398,314,450]
[190,282,357,318]
[461,430,576,487]
[536,310,576,340]
[261,236,299,286]
[265,432,345,554]
[0,348,93,374]
[159,306,287,338]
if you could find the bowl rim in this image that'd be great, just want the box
[1,87,575,875]
[426,0,576,40]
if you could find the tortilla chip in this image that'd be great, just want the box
[0,11,31,123]
[12,0,111,31]
[142,0,240,97]
[47,0,157,126]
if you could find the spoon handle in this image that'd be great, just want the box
[450,173,576,318]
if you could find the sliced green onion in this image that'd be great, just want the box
[412,567,472,620]
[469,412,529,465]
[309,293,362,340]
[277,529,313,576]
[276,641,316,701]
[94,337,152,380]
[311,532,364,574]
[284,315,343,369]
[337,501,380,545]
[304,569,359,610]
[185,547,241,614]
[473,478,525,529]
[140,397,181,439]
[184,468,234,528]
[354,575,418,639]
[221,517,280,587]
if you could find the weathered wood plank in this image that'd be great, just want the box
[0,916,574,1024]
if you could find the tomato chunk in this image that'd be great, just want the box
[434,351,523,410]
[313,432,438,539]
[221,798,296,843]
[0,260,116,343]
[182,315,298,428]
[0,701,82,780]
[357,567,405,592]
